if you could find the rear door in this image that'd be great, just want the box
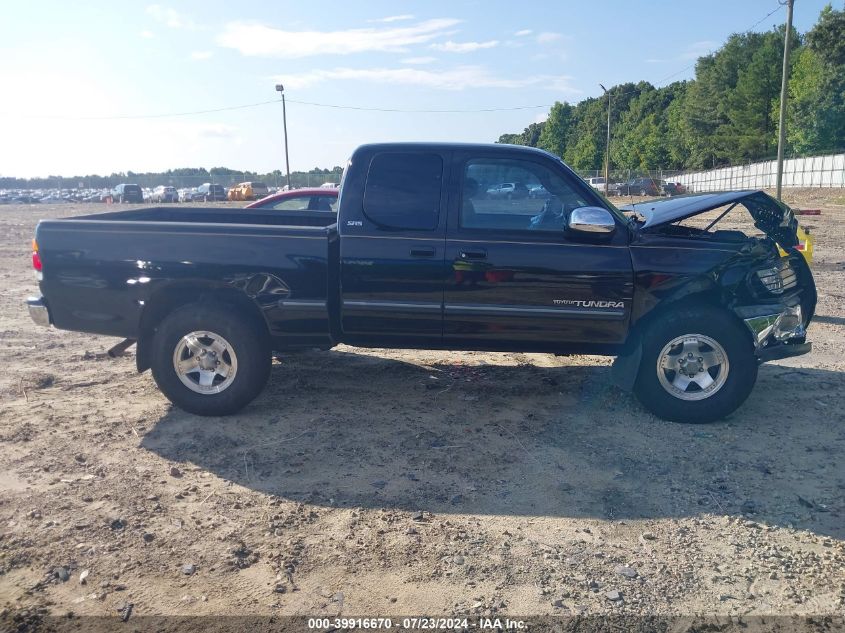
[443,151,633,349]
[339,150,449,345]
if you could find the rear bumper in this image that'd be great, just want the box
[26,295,51,327]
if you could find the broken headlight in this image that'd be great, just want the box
[754,259,797,296]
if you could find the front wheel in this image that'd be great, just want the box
[633,306,757,423]
[150,304,271,416]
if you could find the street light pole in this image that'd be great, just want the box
[600,84,611,195]
[775,0,795,201]
[275,84,292,190]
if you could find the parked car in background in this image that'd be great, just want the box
[227,181,269,201]
[111,184,143,203]
[319,182,339,188]
[196,183,226,201]
[614,177,660,197]
[245,187,338,213]
[486,182,529,199]
[528,184,550,199]
[661,181,687,196]
[585,176,607,191]
[152,185,178,203]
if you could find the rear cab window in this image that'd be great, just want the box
[363,152,443,231]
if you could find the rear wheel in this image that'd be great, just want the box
[639,188,647,196]
[633,306,757,423]
[150,304,271,416]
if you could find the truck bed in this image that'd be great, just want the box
[77,205,338,228]
[35,206,338,346]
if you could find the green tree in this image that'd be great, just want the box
[536,101,574,158]
[787,4,845,153]
[725,29,796,161]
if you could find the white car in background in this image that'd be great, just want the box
[585,176,607,190]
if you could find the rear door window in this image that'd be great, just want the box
[363,152,443,230]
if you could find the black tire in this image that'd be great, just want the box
[639,188,647,197]
[633,306,757,423]
[150,303,271,416]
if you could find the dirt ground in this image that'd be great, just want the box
[0,190,843,625]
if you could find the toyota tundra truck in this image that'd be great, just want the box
[26,143,816,423]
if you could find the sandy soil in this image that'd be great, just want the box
[0,191,843,624]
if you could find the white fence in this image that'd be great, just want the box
[674,153,845,192]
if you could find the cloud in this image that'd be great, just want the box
[536,32,562,44]
[190,50,213,60]
[646,40,718,63]
[195,123,238,139]
[276,66,576,92]
[217,18,462,58]
[146,4,202,30]
[430,40,499,53]
[401,56,437,65]
[514,29,532,37]
[369,14,415,23]
[682,40,718,59]
[139,30,155,39]
[156,121,240,143]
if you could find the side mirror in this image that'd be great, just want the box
[567,206,616,235]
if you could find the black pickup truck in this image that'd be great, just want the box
[27,143,816,423]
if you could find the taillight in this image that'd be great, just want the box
[31,238,42,271]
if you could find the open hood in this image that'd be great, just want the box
[620,190,799,248]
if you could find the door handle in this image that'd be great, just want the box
[410,247,436,257]
[459,249,487,260]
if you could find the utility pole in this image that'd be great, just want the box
[600,84,611,195]
[275,84,292,190]
[775,0,795,201]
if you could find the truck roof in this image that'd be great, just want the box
[352,142,559,160]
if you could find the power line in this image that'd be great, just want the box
[285,99,552,113]
[1,99,554,121]
[3,99,282,121]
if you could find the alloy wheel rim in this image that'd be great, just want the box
[172,330,238,394]
[656,334,729,401]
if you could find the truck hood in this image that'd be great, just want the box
[621,190,799,248]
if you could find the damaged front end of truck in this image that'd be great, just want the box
[612,190,817,391]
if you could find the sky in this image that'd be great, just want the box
[0,0,833,178]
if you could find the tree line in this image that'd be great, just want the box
[0,166,344,191]
[497,4,845,172]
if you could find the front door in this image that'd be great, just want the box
[443,152,633,350]
[339,150,449,345]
